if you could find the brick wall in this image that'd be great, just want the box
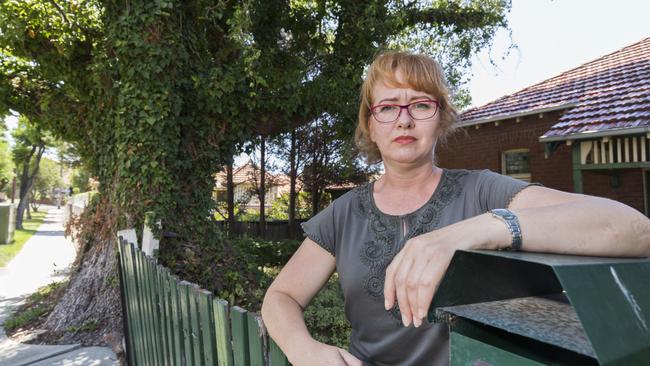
[437,111,573,192]
[436,111,647,214]
[582,169,646,213]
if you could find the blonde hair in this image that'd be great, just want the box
[354,51,458,164]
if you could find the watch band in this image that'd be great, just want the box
[489,208,522,251]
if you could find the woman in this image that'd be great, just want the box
[261,51,650,366]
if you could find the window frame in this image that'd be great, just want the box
[501,148,531,182]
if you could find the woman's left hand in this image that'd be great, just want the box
[383,214,506,328]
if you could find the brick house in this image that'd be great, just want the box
[214,160,290,211]
[437,37,650,215]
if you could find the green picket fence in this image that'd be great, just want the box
[117,235,289,366]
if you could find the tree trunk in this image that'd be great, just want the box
[226,164,235,236]
[43,197,122,351]
[288,129,296,238]
[259,136,266,237]
[310,183,321,217]
[26,192,31,220]
[16,144,44,230]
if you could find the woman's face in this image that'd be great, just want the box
[369,75,441,167]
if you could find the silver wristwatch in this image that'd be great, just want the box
[489,208,522,251]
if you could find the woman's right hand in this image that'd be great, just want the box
[290,341,363,366]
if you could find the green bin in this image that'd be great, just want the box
[429,250,650,365]
[0,204,16,244]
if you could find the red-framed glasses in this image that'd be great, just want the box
[371,99,439,123]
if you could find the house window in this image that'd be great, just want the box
[502,149,531,182]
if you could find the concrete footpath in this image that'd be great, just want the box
[0,207,119,366]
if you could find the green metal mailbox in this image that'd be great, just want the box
[429,250,650,366]
[0,203,16,244]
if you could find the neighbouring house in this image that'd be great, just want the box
[437,37,650,215]
[324,182,360,200]
[214,160,290,212]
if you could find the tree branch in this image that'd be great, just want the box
[48,0,71,26]
[394,3,507,32]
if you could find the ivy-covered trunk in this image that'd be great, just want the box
[44,0,252,353]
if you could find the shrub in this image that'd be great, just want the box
[304,274,351,349]
[231,237,301,268]
[263,268,351,350]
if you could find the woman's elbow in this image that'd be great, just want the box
[593,198,650,256]
[261,288,276,325]
[631,216,650,257]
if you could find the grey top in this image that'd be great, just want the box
[301,169,535,366]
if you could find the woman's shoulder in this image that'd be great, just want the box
[443,168,504,183]
[325,181,373,216]
[441,169,514,197]
[442,168,486,184]
[335,182,372,204]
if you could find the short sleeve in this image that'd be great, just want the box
[475,170,541,212]
[300,202,337,256]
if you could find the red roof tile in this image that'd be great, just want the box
[460,37,650,140]
[214,160,288,188]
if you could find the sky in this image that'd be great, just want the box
[5,0,649,133]
[467,0,650,108]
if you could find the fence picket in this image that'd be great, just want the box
[231,306,250,366]
[198,290,217,366]
[157,267,171,366]
[129,242,147,366]
[247,313,266,366]
[145,257,162,366]
[269,338,288,366]
[213,299,234,366]
[169,276,183,366]
[139,252,158,366]
[179,282,195,366]
[117,240,136,366]
[160,270,176,366]
[189,285,204,366]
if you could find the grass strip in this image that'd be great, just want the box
[0,209,49,267]
[4,281,67,332]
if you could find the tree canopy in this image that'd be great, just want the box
[0,0,512,347]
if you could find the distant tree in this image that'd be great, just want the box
[269,129,304,236]
[299,116,375,216]
[267,191,319,221]
[245,141,281,234]
[56,142,82,168]
[12,116,53,229]
[30,157,63,210]
[0,124,13,196]
[71,165,92,193]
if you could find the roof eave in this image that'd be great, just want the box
[459,102,578,128]
[539,126,650,142]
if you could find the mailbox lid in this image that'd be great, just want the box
[430,250,650,365]
[439,294,595,358]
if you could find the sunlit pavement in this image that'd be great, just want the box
[0,207,119,366]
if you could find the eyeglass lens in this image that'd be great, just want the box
[373,101,438,123]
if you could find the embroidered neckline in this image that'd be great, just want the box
[352,169,468,322]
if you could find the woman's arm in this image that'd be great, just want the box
[507,186,650,256]
[261,238,362,366]
[384,186,650,328]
